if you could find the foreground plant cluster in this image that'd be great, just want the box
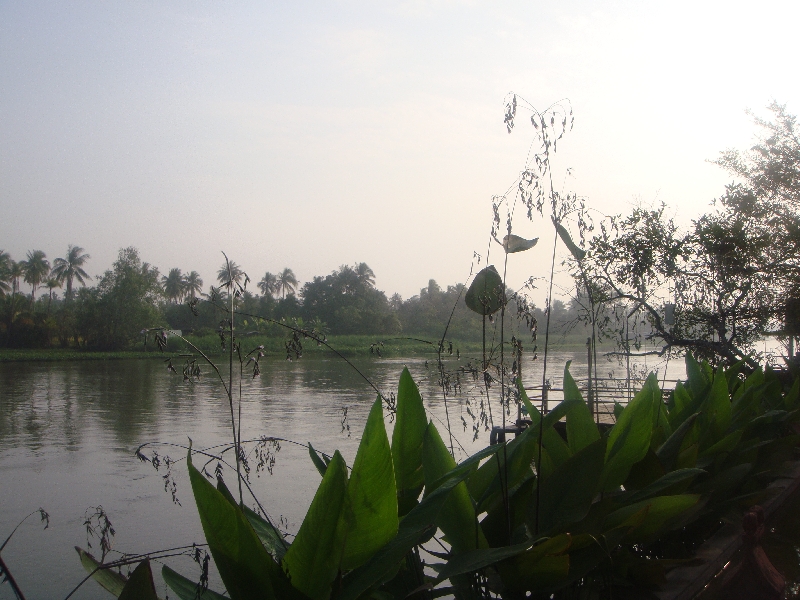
[73,352,800,600]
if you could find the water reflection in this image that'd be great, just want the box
[0,351,684,599]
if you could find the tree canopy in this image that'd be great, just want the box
[582,103,800,366]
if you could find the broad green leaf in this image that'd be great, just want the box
[467,427,534,504]
[623,469,705,504]
[342,397,398,570]
[215,476,289,563]
[498,534,572,592]
[465,266,504,315]
[308,443,328,477]
[604,494,700,541]
[423,422,486,552]
[554,219,586,261]
[704,370,732,442]
[243,505,288,562]
[481,475,535,547]
[162,565,228,600]
[528,438,606,535]
[602,374,659,490]
[685,354,710,399]
[692,463,752,496]
[563,363,600,453]
[188,450,292,600]
[624,448,666,491]
[698,429,743,459]
[282,451,349,600]
[502,234,539,253]
[733,367,765,402]
[75,546,127,597]
[656,413,699,471]
[432,538,534,582]
[784,377,800,411]
[391,367,428,515]
[119,560,158,600]
[338,469,472,600]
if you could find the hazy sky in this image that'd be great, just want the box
[2,1,798,304]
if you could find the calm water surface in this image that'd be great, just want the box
[0,351,684,599]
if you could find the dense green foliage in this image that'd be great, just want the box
[1,247,602,351]
[76,357,800,598]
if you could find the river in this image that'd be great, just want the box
[0,349,685,599]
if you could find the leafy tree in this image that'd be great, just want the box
[258,271,277,297]
[355,262,375,287]
[81,247,163,349]
[21,250,50,307]
[300,264,398,334]
[584,104,800,365]
[0,250,11,296]
[45,278,61,314]
[217,260,244,287]
[8,261,23,296]
[184,271,204,299]
[51,245,91,302]
[276,268,298,299]
[162,268,186,303]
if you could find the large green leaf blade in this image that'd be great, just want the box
[554,220,586,261]
[529,438,606,535]
[563,363,600,453]
[282,450,349,600]
[342,396,398,571]
[602,374,659,490]
[391,367,429,515]
[75,546,127,597]
[465,266,504,315]
[118,560,158,600]
[423,422,486,552]
[162,565,228,600]
[502,234,539,253]
[604,494,700,542]
[188,450,288,600]
[338,469,472,600]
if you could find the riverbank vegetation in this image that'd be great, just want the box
[0,247,599,354]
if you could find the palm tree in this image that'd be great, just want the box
[258,272,278,297]
[51,245,91,302]
[217,260,244,287]
[45,278,61,314]
[0,250,11,296]
[9,261,23,297]
[185,271,204,299]
[276,268,298,299]
[22,250,50,307]
[355,262,376,287]
[162,268,186,303]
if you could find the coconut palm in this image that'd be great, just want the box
[162,268,186,303]
[9,261,23,296]
[185,271,203,299]
[217,260,244,288]
[22,250,50,307]
[0,250,11,296]
[51,245,91,302]
[258,272,278,297]
[276,268,298,299]
[355,262,376,287]
[45,278,61,313]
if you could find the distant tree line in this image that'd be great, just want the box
[0,246,591,351]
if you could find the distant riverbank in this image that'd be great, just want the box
[0,332,601,362]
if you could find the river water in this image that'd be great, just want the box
[0,350,685,599]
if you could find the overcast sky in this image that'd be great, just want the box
[1,1,798,304]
